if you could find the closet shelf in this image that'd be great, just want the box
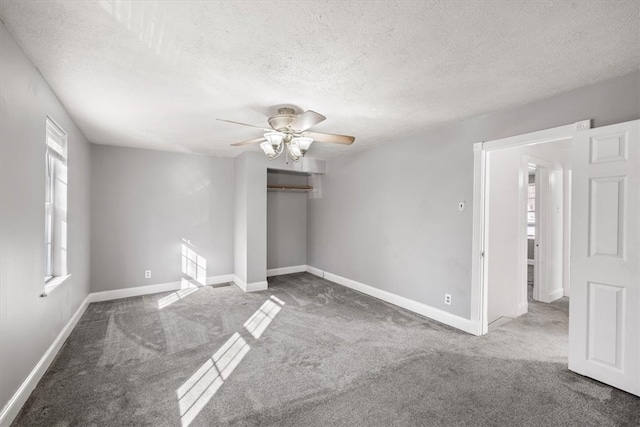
[267,184,313,191]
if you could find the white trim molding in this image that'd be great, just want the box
[517,302,529,317]
[307,266,481,336]
[0,295,91,426]
[232,275,268,292]
[482,122,580,151]
[266,265,307,277]
[471,142,487,334]
[88,274,234,303]
[41,274,72,297]
[548,288,564,302]
[207,274,234,286]
[305,265,324,278]
[89,280,182,303]
[246,281,268,292]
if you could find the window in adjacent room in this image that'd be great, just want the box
[43,117,69,294]
[527,181,536,238]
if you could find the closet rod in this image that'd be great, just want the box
[267,184,313,191]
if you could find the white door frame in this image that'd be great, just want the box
[471,120,591,335]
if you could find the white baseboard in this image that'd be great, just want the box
[517,302,529,316]
[88,274,235,303]
[232,275,247,291]
[232,275,268,292]
[548,288,564,302]
[306,265,324,278]
[207,274,234,286]
[88,280,182,303]
[0,295,91,427]
[267,265,307,277]
[246,281,268,292]
[309,266,481,336]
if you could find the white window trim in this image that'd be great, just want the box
[41,274,72,297]
[527,182,536,238]
[43,116,69,296]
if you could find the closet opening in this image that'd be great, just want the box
[266,169,312,279]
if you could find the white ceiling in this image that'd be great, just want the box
[1,1,638,159]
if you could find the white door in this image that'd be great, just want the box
[569,120,639,396]
[535,167,564,303]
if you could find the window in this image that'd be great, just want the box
[44,117,68,290]
[527,183,536,238]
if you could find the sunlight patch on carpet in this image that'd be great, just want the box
[177,332,250,427]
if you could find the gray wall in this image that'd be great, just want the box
[90,145,234,291]
[90,149,321,291]
[0,22,91,411]
[267,171,308,269]
[308,71,640,319]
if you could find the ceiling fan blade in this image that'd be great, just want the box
[230,137,266,147]
[289,110,326,132]
[217,119,272,131]
[304,131,355,145]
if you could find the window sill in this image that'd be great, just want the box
[41,274,71,297]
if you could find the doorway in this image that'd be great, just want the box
[527,166,536,301]
[483,139,571,329]
[471,119,640,397]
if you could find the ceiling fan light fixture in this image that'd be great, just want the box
[260,141,276,158]
[287,139,302,160]
[294,137,313,155]
[263,131,285,148]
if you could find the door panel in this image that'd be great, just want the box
[587,281,623,368]
[589,176,625,257]
[590,132,628,163]
[534,167,563,302]
[569,120,639,396]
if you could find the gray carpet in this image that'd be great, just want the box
[13,273,640,426]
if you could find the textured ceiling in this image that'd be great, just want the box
[1,1,638,158]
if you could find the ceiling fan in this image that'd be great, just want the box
[217,107,355,161]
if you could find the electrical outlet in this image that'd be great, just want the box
[145,270,151,279]
[444,294,452,305]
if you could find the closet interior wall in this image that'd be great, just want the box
[266,170,310,271]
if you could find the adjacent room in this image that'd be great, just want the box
[1,1,639,426]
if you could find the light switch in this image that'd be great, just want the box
[458,201,465,211]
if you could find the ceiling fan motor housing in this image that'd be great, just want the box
[268,107,297,131]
